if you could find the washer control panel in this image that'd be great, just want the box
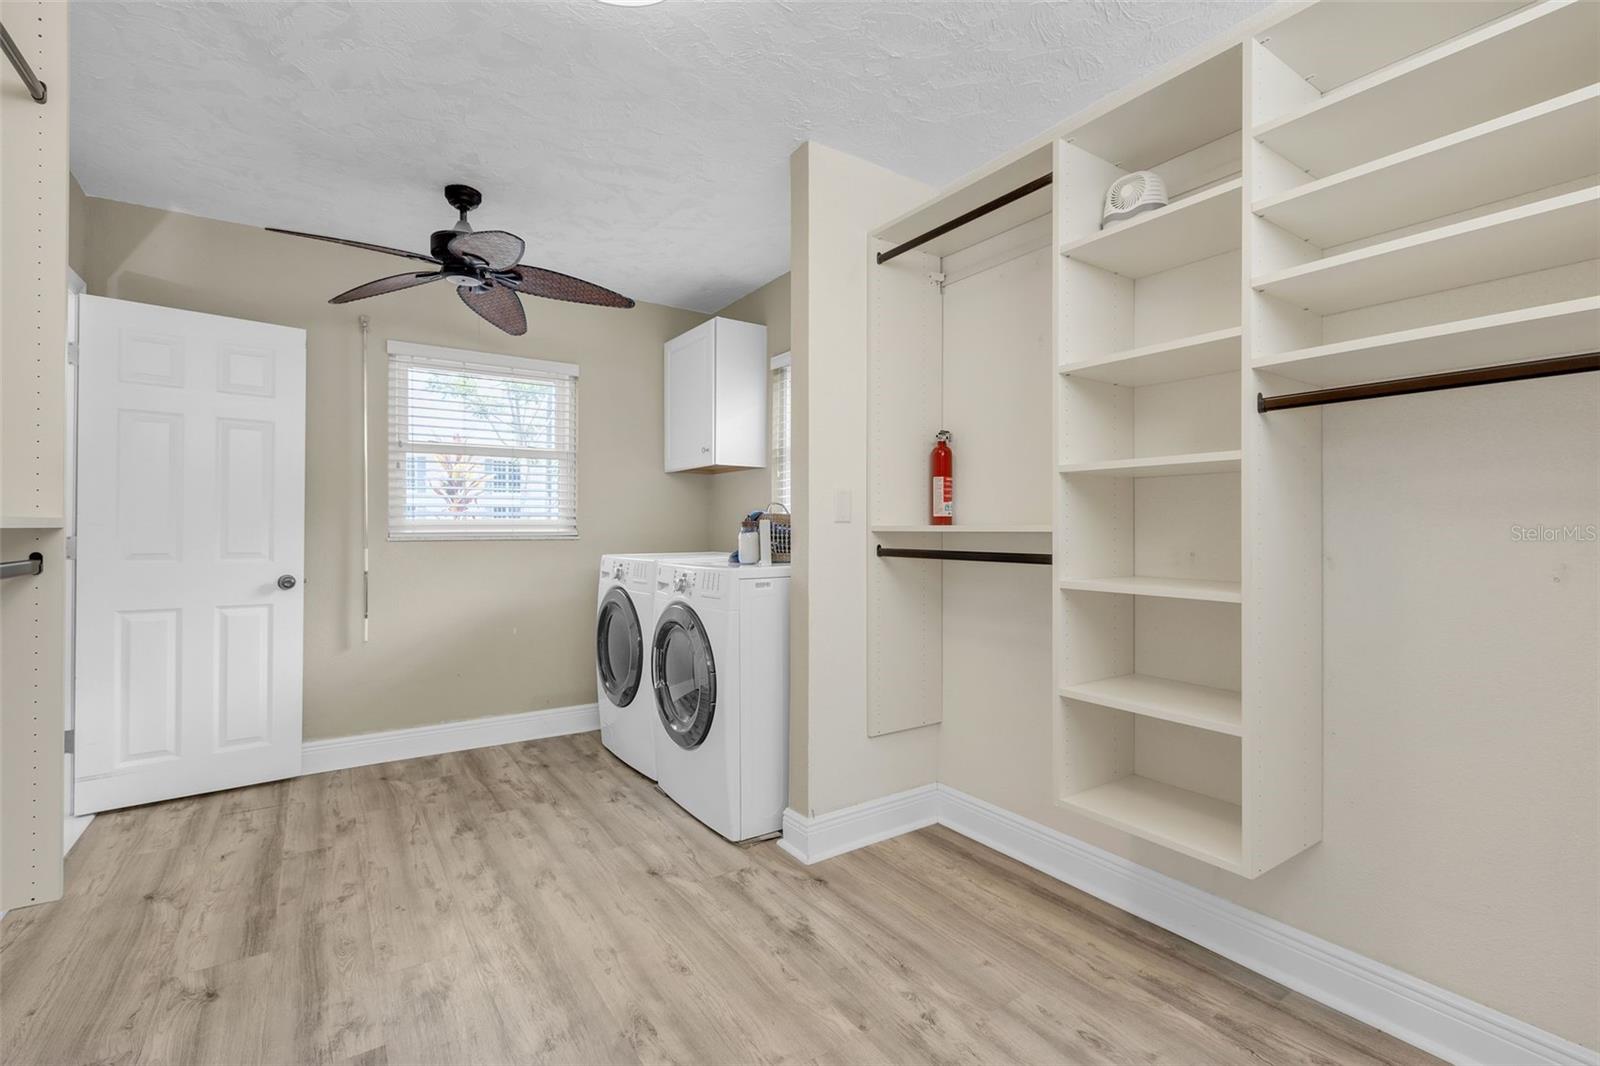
[657,565,726,600]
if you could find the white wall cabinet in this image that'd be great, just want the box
[664,317,768,472]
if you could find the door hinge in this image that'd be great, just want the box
[63,728,74,754]
[66,341,79,366]
[64,535,76,560]
[927,272,947,289]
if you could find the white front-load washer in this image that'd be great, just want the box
[596,552,723,779]
[649,559,790,841]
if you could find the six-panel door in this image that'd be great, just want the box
[74,296,306,813]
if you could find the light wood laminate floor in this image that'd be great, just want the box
[2,733,1435,1066]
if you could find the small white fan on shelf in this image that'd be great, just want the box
[1101,171,1169,229]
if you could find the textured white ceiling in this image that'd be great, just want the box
[71,0,1267,312]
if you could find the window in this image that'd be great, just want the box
[387,341,579,540]
[770,351,791,509]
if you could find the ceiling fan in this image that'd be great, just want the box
[267,184,635,336]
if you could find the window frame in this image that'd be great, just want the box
[386,340,580,542]
[769,351,792,510]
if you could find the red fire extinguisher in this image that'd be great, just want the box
[930,430,954,525]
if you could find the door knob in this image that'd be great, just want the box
[277,574,298,590]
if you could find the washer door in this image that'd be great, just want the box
[596,587,643,707]
[652,602,716,750]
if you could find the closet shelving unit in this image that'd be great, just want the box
[866,145,1056,738]
[1048,0,1596,878]
[864,0,1595,878]
[1249,0,1600,398]
[1235,0,1598,875]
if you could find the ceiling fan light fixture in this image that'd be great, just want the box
[265,184,637,336]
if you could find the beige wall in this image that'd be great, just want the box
[706,273,791,533]
[798,138,1599,1047]
[78,197,716,740]
[790,143,941,818]
[68,173,88,280]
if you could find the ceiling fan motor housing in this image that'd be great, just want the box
[430,228,478,265]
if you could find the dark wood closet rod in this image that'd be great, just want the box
[876,174,1053,265]
[1257,352,1600,413]
[0,22,47,103]
[0,552,44,580]
[876,544,1052,566]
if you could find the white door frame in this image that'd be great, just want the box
[63,269,92,849]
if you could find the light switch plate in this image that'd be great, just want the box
[833,490,852,523]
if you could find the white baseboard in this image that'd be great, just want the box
[64,813,94,856]
[781,785,1598,1066]
[776,783,939,865]
[301,702,599,775]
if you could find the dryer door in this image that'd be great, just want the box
[652,602,717,750]
[596,587,644,707]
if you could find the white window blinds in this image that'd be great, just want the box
[387,341,579,540]
[770,352,792,509]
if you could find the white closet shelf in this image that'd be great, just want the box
[1058,575,1242,604]
[872,524,1051,535]
[1,516,65,530]
[1058,451,1241,479]
[1065,48,1243,174]
[1252,186,1600,316]
[1256,1,1524,98]
[1059,674,1242,736]
[1254,1,1600,177]
[1255,85,1600,249]
[1060,776,1243,871]
[1060,179,1242,279]
[1256,297,1600,387]
[1059,327,1242,388]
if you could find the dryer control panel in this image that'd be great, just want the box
[657,565,726,600]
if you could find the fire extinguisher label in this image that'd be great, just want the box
[932,477,953,518]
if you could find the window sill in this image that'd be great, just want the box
[388,529,580,542]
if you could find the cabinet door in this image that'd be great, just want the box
[664,322,716,471]
[710,318,769,468]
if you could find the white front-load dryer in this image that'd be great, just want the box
[596,553,723,779]
[649,559,790,841]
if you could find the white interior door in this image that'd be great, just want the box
[74,296,306,813]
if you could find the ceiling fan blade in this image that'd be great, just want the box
[458,283,528,336]
[502,265,636,309]
[448,230,526,272]
[329,271,444,305]
[267,227,439,265]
